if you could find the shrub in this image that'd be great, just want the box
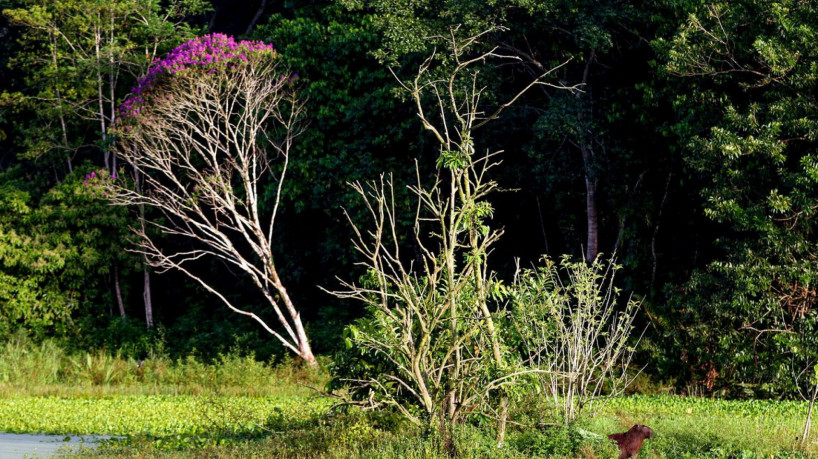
[511,255,642,423]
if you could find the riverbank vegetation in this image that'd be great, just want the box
[2,0,818,457]
[0,336,815,457]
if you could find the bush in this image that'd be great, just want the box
[511,255,642,423]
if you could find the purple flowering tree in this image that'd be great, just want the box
[109,34,315,366]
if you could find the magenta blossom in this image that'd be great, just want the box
[116,34,277,122]
[82,168,116,198]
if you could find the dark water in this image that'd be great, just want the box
[0,433,115,458]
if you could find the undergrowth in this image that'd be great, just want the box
[0,332,327,397]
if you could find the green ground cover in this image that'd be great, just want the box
[1,338,815,457]
[589,396,815,458]
[1,391,815,458]
[0,395,330,437]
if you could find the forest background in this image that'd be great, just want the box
[0,0,816,399]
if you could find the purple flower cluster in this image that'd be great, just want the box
[82,169,117,196]
[116,34,276,122]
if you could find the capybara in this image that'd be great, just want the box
[608,424,654,459]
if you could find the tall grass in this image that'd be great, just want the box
[0,333,327,397]
[0,334,65,385]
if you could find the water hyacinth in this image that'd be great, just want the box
[116,33,277,122]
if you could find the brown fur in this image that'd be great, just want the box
[608,424,654,459]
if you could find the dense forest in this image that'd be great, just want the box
[0,0,816,400]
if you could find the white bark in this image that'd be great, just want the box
[143,264,153,328]
[110,55,315,365]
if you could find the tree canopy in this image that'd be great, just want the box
[0,0,816,395]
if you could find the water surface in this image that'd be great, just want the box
[0,433,113,458]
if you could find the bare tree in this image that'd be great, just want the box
[109,45,316,366]
[329,26,574,445]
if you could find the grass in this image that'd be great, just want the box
[590,396,816,458]
[1,335,816,457]
[0,333,324,398]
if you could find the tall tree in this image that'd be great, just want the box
[332,27,572,444]
[339,0,674,271]
[110,34,317,366]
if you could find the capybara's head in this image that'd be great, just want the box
[630,424,654,439]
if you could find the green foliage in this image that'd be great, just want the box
[0,167,133,337]
[0,331,64,384]
[2,0,207,173]
[0,0,208,344]
[337,0,525,65]
[68,349,131,386]
[0,395,330,437]
[511,424,603,458]
[511,255,641,423]
[655,0,818,390]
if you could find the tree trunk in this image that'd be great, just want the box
[114,263,126,318]
[136,168,154,328]
[535,196,549,254]
[108,13,118,176]
[578,51,598,264]
[268,267,316,366]
[244,0,268,35]
[497,396,509,447]
[651,173,672,287]
[294,315,316,366]
[143,265,153,328]
[50,33,71,176]
[94,21,110,170]
[581,144,598,263]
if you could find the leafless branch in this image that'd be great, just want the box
[109,55,316,365]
